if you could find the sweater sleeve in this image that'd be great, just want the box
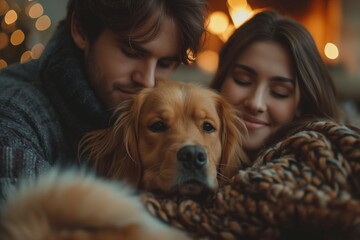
[0,75,62,200]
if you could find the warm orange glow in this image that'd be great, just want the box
[28,3,43,18]
[0,59,7,69]
[196,50,219,74]
[207,11,229,35]
[20,50,32,63]
[35,15,51,31]
[229,5,253,28]
[31,43,45,59]
[227,0,248,9]
[0,32,9,49]
[4,9,17,25]
[219,24,235,42]
[10,29,25,46]
[324,42,339,60]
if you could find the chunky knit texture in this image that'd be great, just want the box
[142,120,360,240]
[0,23,109,198]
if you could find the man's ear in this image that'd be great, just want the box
[70,13,88,50]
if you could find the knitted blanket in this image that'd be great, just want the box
[141,120,360,240]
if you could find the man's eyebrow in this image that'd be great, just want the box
[119,39,179,62]
[234,63,295,85]
[126,40,150,55]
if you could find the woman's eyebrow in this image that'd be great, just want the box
[234,63,257,75]
[271,76,295,85]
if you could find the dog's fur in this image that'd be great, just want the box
[0,170,189,240]
[80,79,248,195]
[0,79,248,239]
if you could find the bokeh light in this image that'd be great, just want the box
[4,9,17,25]
[20,50,32,63]
[28,3,43,18]
[31,43,44,59]
[35,15,51,31]
[229,5,253,28]
[207,11,229,35]
[324,42,339,60]
[227,0,248,9]
[10,29,25,46]
[197,50,219,74]
[0,59,7,69]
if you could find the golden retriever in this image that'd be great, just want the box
[0,79,248,239]
[0,169,189,240]
[79,79,248,195]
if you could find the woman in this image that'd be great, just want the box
[210,10,342,158]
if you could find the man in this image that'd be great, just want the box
[0,0,207,197]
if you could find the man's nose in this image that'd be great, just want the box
[131,60,156,88]
[244,87,267,114]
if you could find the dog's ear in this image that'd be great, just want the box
[215,95,249,184]
[78,97,143,186]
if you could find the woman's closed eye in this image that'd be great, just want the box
[271,86,293,99]
[233,75,252,86]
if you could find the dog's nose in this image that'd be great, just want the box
[177,145,207,169]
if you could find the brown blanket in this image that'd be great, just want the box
[141,120,360,240]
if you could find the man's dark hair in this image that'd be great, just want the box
[64,0,207,64]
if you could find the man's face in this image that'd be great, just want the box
[82,18,180,110]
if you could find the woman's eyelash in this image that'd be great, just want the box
[233,77,251,85]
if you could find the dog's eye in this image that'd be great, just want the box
[148,121,168,132]
[202,122,215,133]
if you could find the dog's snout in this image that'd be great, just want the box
[177,145,207,169]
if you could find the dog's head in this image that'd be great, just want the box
[79,79,248,195]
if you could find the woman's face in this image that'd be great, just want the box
[220,40,301,153]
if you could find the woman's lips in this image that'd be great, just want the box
[242,115,269,130]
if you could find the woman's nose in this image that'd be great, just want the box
[131,60,156,88]
[243,88,267,114]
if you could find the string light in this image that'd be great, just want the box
[10,29,24,45]
[0,58,7,68]
[20,50,31,63]
[0,0,52,69]
[28,2,43,18]
[207,11,229,35]
[324,42,339,60]
[35,15,51,31]
[201,1,254,73]
[4,9,17,25]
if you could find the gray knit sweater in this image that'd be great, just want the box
[0,23,111,198]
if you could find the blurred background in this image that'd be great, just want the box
[0,0,359,125]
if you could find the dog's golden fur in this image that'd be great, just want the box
[0,80,248,239]
[0,170,189,240]
[80,79,248,194]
